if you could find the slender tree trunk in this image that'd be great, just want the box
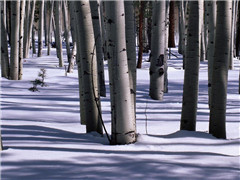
[75,0,102,134]
[32,25,36,54]
[105,0,136,145]
[90,0,106,97]
[178,1,184,55]
[149,1,166,100]
[47,1,54,56]
[125,0,137,113]
[180,0,203,131]
[229,0,236,70]
[24,0,36,58]
[68,1,77,72]
[236,2,240,57]
[6,2,11,44]
[99,0,107,60]
[23,0,30,58]
[164,1,169,93]
[18,0,25,80]
[54,1,64,67]
[136,1,145,69]
[37,0,44,57]
[209,1,232,139]
[1,1,10,78]
[183,2,190,69]
[62,0,71,64]
[44,2,48,47]
[168,0,175,48]
[207,1,216,107]
[69,1,86,125]
[10,0,20,80]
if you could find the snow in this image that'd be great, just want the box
[1,47,240,180]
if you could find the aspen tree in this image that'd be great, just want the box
[136,1,145,69]
[18,0,25,80]
[62,0,71,65]
[69,1,86,125]
[209,1,232,139]
[10,0,20,80]
[90,0,106,97]
[47,1,54,56]
[54,1,64,67]
[125,0,137,112]
[229,0,237,70]
[207,1,216,107]
[23,0,30,58]
[149,0,166,100]
[74,0,102,134]
[105,0,136,144]
[23,0,36,58]
[32,25,36,54]
[38,0,44,57]
[180,0,203,131]
[67,1,76,73]
[1,1,10,78]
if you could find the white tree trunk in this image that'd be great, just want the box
[90,0,106,97]
[209,1,232,139]
[62,0,71,64]
[23,0,30,58]
[23,0,36,58]
[54,1,64,67]
[207,1,216,107]
[18,0,25,80]
[180,0,203,131]
[10,0,20,80]
[124,0,137,113]
[69,1,86,125]
[1,1,10,78]
[37,0,44,57]
[164,1,169,93]
[99,0,107,60]
[149,1,166,100]
[105,0,136,144]
[75,0,102,134]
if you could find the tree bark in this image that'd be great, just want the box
[18,0,25,80]
[90,0,106,97]
[207,1,216,107]
[32,25,36,54]
[209,1,232,139]
[62,0,71,65]
[74,0,103,134]
[69,1,86,125]
[136,1,145,69]
[180,0,203,131]
[236,2,240,57]
[54,1,64,67]
[47,1,54,56]
[23,0,36,58]
[105,0,136,144]
[10,0,20,80]
[1,1,10,78]
[149,1,166,100]
[125,0,137,113]
[168,1,175,48]
[37,0,44,57]
[23,0,30,58]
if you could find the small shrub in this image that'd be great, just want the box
[29,69,47,92]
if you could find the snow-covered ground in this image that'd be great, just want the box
[1,47,240,180]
